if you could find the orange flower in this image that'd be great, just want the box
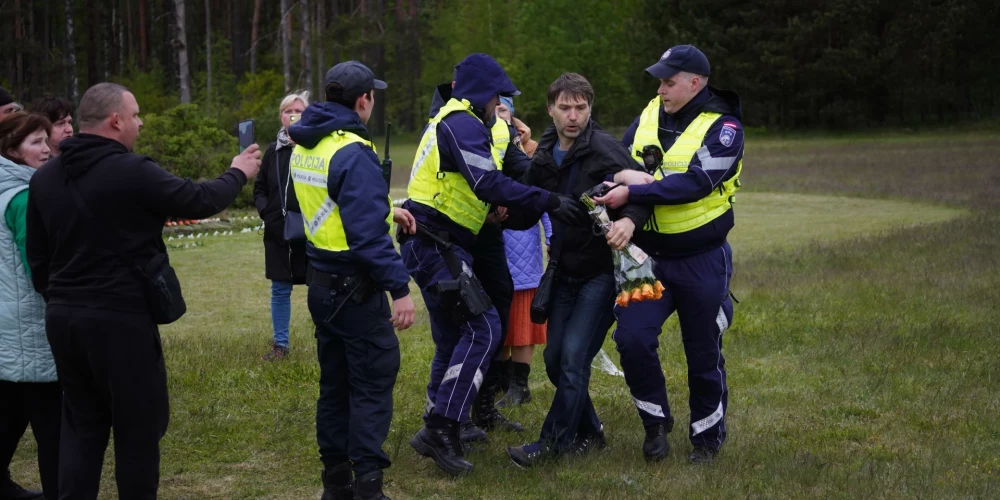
[616,290,631,307]
[631,288,643,302]
[641,283,655,300]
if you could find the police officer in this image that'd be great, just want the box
[593,45,743,464]
[289,61,416,500]
[401,53,590,475]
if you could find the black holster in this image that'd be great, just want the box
[307,266,377,323]
[409,223,492,320]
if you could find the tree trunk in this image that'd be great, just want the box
[14,0,24,99]
[138,0,148,71]
[315,0,325,97]
[174,0,192,104]
[231,0,245,77]
[117,0,125,74]
[87,0,98,88]
[65,0,78,102]
[104,4,112,80]
[299,0,312,92]
[281,0,293,92]
[250,0,263,74]
[206,0,212,111]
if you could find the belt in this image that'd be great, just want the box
[307,266,369,290]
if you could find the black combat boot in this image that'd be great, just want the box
[689,445,718,464]
[642,422,670,462]
[0,470,43,500]
[497,359,512,395]
[320,463,353,500]
[471,388,523,433]
[459,420,488,443]
[409,414,474,476]
[496,362,531,408]
[355,470,390,500]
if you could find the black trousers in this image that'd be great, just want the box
[472,223,515,395]
[44,305,169,500]
[309,285,400,476]
[0,380,61,497]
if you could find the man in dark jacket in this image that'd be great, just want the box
[507,72,650,467]
[25,82,261,499]
[594,45,743,464]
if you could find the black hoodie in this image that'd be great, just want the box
[26,133,248,312]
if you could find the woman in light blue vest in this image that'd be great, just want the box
[0,112,60,500]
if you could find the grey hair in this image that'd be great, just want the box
[77,83,130,128]
[279,90,310,118]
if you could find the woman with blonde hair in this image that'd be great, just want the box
[253,90,310,360]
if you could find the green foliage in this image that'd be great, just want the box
[115,64,179,116]
[234,70,288,147]
[134,104,234,182]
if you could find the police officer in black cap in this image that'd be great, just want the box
[288,60,417,499]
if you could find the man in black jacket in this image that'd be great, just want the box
[507,73,650,467]
[26,82,261,499]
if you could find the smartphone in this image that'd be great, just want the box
[289,114,301,124]
[238,119,255,152]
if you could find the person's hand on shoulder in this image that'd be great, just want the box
[392,295,415,330]
[232,144,262,180]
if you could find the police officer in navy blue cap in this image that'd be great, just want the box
[289,60,416,499]
[400,53,590,475]
[593,44,744,464]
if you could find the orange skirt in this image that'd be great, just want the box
[505,289,547,347]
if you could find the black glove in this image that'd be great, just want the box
[548,194,591,227]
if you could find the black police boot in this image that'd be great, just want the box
[689,445,718,464]
[320,463,353,500]
[569,423,607,455]
[642,422,670,462]
[506,441,556,468]
[471,389,523,433]
[409,415,474,476]
[355,470,390,500]
[0,470,43,500]
[497,362,531,408]
[459,420,488,443]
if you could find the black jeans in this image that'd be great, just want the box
[45,305,169,500]
[0,380,61,497]
[309,285,400,476]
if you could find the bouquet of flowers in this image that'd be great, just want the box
[581,186,664,307]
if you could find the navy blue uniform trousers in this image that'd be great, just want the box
[401,238,501,423]
[613,242,734,450]
[309,284,400,476]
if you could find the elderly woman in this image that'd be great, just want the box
[254,91,311,360]
[0,112,58,500]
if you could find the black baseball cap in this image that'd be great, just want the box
[324,61,387,102]
[646,45,711,80]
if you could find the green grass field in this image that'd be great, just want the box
[12,134,1000,499]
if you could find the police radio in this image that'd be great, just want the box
[381,123,393,186]
[637,145,663,174]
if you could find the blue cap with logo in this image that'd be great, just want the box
[646,44,711,79]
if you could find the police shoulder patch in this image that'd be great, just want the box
[722,121,740,129]
[719,126,736,147]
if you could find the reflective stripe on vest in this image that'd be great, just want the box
[630,96,743,234]
[406,98,504,235]
[290,130,393,252]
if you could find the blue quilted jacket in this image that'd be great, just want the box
[503,214,552,291]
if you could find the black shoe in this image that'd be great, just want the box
[472,404,524,433]
[261,342,289,361]
[355,470,391,500]
[0,470,43,500]
[497,362,531,408]
[506,442,555,468]
[642,423,670,462]
[320,463,353,500]
[689,445,718,464]
[570,424,607,455]
[460,421,488,443]
[409,425,474,475]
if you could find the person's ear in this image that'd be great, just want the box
[547,105,554,118]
